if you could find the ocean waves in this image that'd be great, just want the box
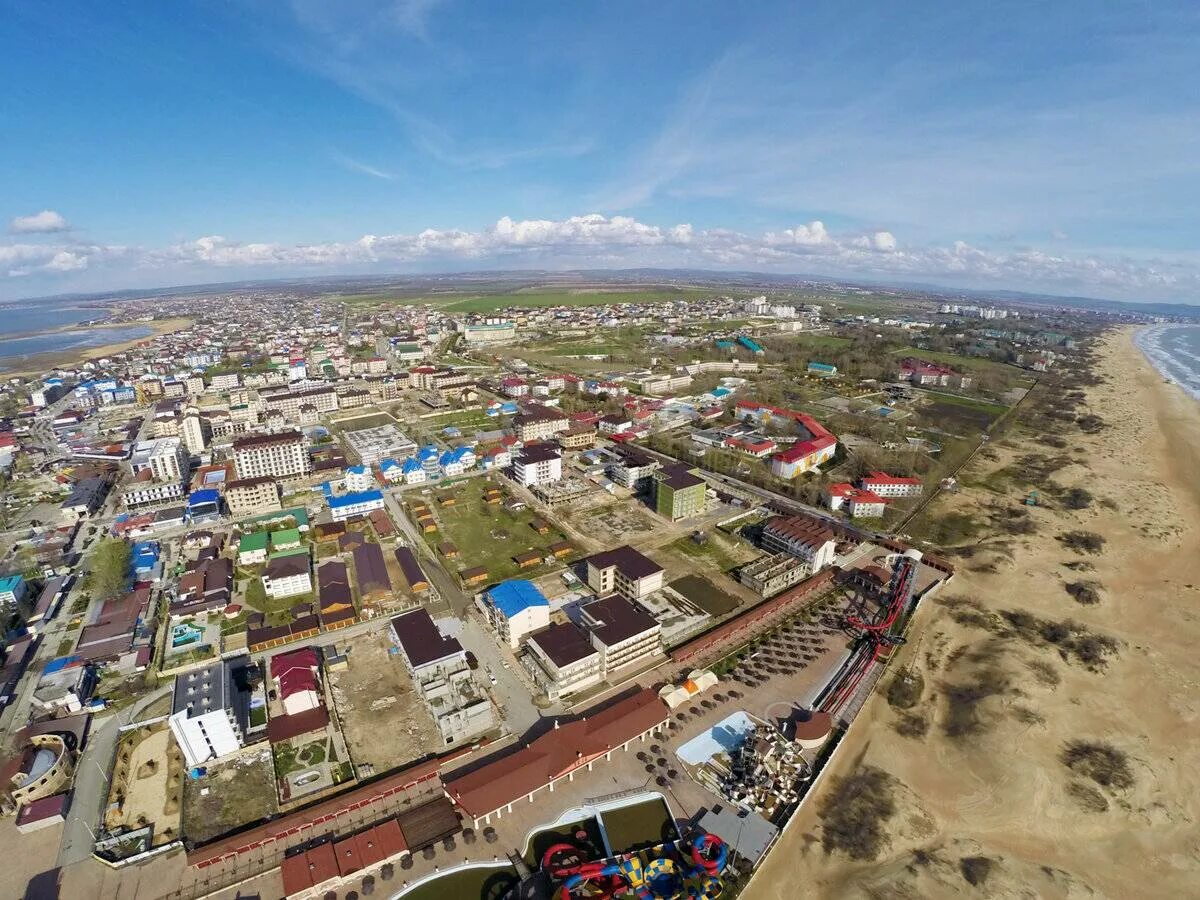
[1135,324,1200,401]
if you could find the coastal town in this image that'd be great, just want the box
[0,281,1151,899]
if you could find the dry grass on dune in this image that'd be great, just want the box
[750,328,1200,899]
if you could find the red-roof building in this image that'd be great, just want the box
[443,688,668,827]
[734,401,838,478]
[857,470,924,498]
[270,647,323,716]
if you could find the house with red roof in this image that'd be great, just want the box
[824,483,888,518]
[270,646,322,716]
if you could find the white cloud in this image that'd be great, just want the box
[9,210,71,234]
[331,151,396,180]
[3,213,1199,301]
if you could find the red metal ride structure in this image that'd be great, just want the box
[821,549,922,715]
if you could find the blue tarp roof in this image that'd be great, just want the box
[187,489,220,506]
[486,579,548,617]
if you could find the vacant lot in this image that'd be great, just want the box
[561,499,659,548]
[105,723,184,847]
[328,629,440,775]
[419,478,574,584]
[918,395,1008,433]
[671,574,740,617]
[182,748,277,845]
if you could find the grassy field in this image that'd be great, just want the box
[182,751,278,844]
[337,286,722,314]
[418,478,575,583]
[892,345,1029,380]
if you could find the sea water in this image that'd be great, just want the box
[1134,324,1200,401]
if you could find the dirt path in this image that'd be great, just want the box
[750,328,1200,898]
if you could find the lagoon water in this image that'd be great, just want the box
[0,301,151,370]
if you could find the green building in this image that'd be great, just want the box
[654,464,707,521]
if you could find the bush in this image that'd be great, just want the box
[1064,581,1101,605]
[959,856,995,887]
[1057,530,1105,554]
[1063,488,1093,510]
[1061,741,1135,790]
[818,766,897,860]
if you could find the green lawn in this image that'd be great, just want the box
[418,479,574,583]
[893,346,1024,379]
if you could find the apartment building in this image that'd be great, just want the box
[480,579,550,649]
[262,550,312,599]
[511,444,562,486]
[261,386,340,420]
[585,545,664,601]
[761,515,837,572]
[181,414,211,454]
[653,463,707,521]
[581,594,663,675]
[168,657,251,769]
[233,431,311,480]
[225,476,282,518]
[327,489,385,522]
[606,446,660,492]
[513,406,569,442]
[119,471,186,510]
[857,471,924,499]
[524,622,602,700]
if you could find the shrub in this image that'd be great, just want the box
[818,767,897,860]
[959,856,995,887]
[1063,488,1093,510]
[1064,581,1101,605]
[1061,741,1134,791]
[1057,530,1105,554]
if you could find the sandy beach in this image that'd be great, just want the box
[751,327,1200,898]
[0,316,194,378]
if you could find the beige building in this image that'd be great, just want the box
[232,431,311,480]
[585,545,664,601]
[225,476,282,517]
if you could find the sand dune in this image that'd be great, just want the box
[751,328,1200,898]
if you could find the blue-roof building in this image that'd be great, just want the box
[439,446,476,477]
[0,573,29,606]
[327,488,385,522]
[480,580,550,648]
[186,489,222,523]
[344,464,374,492]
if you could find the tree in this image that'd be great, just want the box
[86,538,132,600]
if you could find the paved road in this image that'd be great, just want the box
[57,684,172,868]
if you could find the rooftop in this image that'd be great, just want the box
[486,579,549,618]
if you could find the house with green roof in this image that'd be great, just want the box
[237,531,269,565]
[269,528,302,553]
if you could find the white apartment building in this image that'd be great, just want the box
[232,431,311,480]
[148,438,188,482]
[585,545,665,601]
[120,477,185,510]
[511,445,562,486]
[581,595,663,675]
[168,659,250,769]
[181,414,211,454]
[261,387,339,421]
[262,552,312,599]
[524,622,603,700]
[513,408,569,442]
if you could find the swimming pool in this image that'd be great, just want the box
[171,623,203,648]
[676,711,756,766]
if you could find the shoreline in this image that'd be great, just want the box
[1131,321,1200,401]
[753,325,1200,897]
[0,317,195,378]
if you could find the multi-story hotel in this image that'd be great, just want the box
[232,431,311,480]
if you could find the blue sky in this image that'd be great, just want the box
[2,1,1199,302]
